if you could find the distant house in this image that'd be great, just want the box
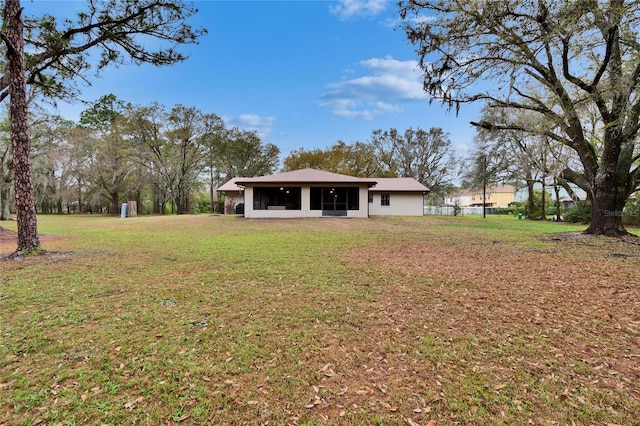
[217,168,429,218]
[444,188,472,207]
[514,182,587,209]
[445,185,516,208]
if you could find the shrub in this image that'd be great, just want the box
[192,192,212,214]
[564,200,591,223]
[623,197,640,226]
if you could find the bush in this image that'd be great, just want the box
[623,197,640,226]
[192,192,212,214]
[564,200,591,223]
[510,201,527,217]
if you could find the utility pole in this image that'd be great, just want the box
[482,155,487,218]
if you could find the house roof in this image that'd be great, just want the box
[234,168,377,186]
[447,188,473,198]
[217,178,243,192]
[220,170,429,193]
[369,177,429,193]
[448,185,516,198]
[560,193,587,202]
[486,184,517,193]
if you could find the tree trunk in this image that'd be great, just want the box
[582,131,633,236]
[4,0,41,253]
[209,168,215,213]
[135,190,142,215]
[176,183,188,214]
[111,190,119,214]
[558,178,578,203]
[585,185,628,236]
[526,179,535,219]
[77,177,83,213]
[541,180,546,220]
[553,178,561,222]
[0,187,12,220]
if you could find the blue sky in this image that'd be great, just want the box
[28,0,482,164]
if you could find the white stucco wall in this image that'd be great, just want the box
[243,184,370,219]
[369,192,425,216]
[223,192,244,211]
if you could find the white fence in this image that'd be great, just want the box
[424,206,503,215]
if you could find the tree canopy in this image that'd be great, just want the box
[1,0,206,103]
[283,140,385,177]
[370,127,458,199]
[283,128,457,200]
[400,0,640,235]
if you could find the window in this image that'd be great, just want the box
[253,187,301,210]
[368,193,373,204]
[381,194,390,206]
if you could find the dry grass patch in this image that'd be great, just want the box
[0,215,638,425]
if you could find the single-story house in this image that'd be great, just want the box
[217,168,429,218]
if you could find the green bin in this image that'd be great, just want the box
[517,213,522,220]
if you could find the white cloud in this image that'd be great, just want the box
[319,56,426,120]
[329,0,388,20]
[227,114,276,139]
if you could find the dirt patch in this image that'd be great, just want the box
[545,230,640,246]
[0,226,63,260]
[0,225,18,256]
[0,225,16,242]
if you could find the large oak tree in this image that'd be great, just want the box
[370,127,458,199]
[283,140,387,177]
[400,0,640,235]
[0,0,205,254]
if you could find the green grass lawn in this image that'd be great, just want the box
[1,214,638,425]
